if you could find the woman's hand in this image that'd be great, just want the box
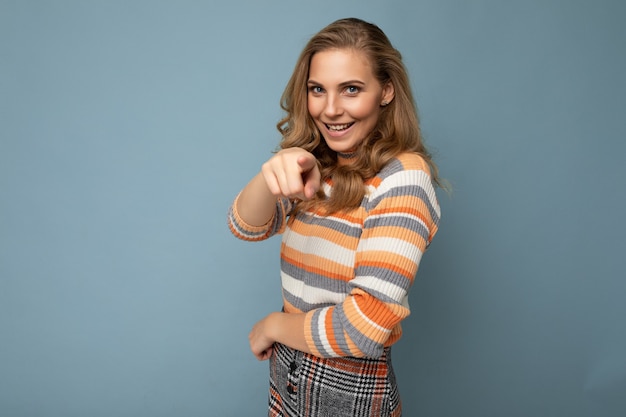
[261,148,321,201]
[235,148,321,227]
[249,313,278,361]
[248,312,309,360]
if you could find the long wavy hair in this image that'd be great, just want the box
[277,18,442,213]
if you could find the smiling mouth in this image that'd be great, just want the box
[326,123,354,132]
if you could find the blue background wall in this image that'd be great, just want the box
[1,1,625,416]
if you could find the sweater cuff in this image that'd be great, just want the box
[228,193,275,239]
[303,310,323,357]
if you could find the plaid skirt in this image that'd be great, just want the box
[268,342,402,417]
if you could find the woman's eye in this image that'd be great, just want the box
[346,86,359,94]
[309,86,324,94]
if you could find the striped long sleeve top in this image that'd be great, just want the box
[228,152,441,359]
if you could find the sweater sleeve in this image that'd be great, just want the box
[227,193,293,241]
[303,157,441,358]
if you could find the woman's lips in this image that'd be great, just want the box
[324,122,354,136]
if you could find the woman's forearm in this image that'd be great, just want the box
[236,172,279,227]
[270,312,310,353]
[249,312,311,360]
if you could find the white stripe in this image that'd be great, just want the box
[369,209,428,223]
[285,230,355,266]
[357,236,423,261]
[281,272,346,305]
[401,294,410,310]
[371,169,431,196]
[317,308,334,356]
[308,211,362,229]
[322,181,332,196]
[352,275,408,302]
[350,296,391,334]
[371,169,439,214]
[367,210,430,231]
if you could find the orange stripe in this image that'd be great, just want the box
[354,297,404,331]
[281,247,353,281]
[323,309,342,355]
[357,256,416,279]
[362,226,428,251]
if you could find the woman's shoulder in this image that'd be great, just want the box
[365,152,439,213]
[364,152,435,196]
[377,152,432,179]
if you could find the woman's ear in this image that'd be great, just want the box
[381,81,395,106]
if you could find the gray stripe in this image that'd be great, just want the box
[227,199,290,239]
[281,259,352,293]
[329,307,351,356]
[334,304,385,358]
[294,210,363,238]
[351,267,412,302]
[227,208,269,239]
[367,183,440,226]
[377,158,404,178]
[363,213,431,241]
[282,288,336,313]
[308,309,332,356]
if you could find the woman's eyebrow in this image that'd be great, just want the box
[307,79,366,86]
[338,80,366,87]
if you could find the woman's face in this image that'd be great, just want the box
[307,48,394,154]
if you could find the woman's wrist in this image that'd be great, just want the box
[236,172,278,226]
[268,311,310,354]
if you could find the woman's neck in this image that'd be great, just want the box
[336,151,358,166]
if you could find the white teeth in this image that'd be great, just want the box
[327,123,351,131]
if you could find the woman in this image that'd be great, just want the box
[228,17,442,417]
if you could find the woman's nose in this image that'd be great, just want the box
[323,95,343,117]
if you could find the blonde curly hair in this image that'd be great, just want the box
[277,18,442,213]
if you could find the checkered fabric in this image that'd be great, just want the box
[269,343,402,417]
